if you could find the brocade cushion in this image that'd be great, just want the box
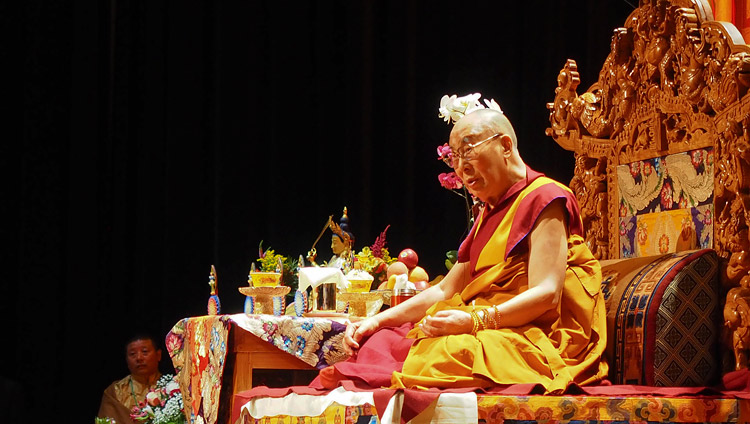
[599,249,720,386]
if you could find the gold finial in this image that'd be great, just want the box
[208,265,218,295]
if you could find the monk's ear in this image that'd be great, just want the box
[499,134,514,156]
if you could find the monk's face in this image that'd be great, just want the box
[449,115,513,205]
[126,339,162,381]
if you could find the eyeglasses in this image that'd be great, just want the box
[450,133,501,168]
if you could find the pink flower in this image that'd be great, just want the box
[146,390,162,407]
[436,143,454,167]
[438,172,463,190]
[436,143,452,160]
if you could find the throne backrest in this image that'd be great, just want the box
[547,0,750,267]
[546,0,750,373]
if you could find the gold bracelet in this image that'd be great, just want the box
[491,305,501,329]
[481,309,491,330]
[470,310,480,335]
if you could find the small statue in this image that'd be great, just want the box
[207,265,221,315]
[327,207,355,272]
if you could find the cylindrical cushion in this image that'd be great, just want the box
[599,249,720,386]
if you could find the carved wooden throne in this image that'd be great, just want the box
[546,0,750,374]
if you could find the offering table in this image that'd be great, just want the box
[166,313,349,424]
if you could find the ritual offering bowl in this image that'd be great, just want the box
[238,285,291,315]
[249,272,281,287]
[347,279,372,293]
[337,291,385,317]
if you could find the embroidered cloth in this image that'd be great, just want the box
[166,314,348,424]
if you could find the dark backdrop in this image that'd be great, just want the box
[4,0,635,421]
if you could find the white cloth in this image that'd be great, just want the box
[240,388,477,424]
[298,267,348,291]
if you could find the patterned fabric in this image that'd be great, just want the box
[229,314,348,368]
[239,403,376,424]
[618,148,714,258]
[166,315,231,424]
[236,394,749,423]
[477,394,748,423]
[166,314,348,424]
[599,249,720,386]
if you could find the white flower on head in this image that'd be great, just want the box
[438,92,502,125]
[484,98,503,114]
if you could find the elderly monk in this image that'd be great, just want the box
[319,108,608,393]
[98,334,163,423]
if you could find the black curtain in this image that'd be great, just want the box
[6,0,635,421]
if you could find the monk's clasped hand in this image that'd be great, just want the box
[419,310,473,337]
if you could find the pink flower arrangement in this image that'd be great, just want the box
[436,141,472,231]
[437,143,453,163]
[438,172,463,190]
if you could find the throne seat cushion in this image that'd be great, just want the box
[599,249,720,386]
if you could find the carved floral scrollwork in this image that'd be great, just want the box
[547,0,750,371]
[569,154,609,259]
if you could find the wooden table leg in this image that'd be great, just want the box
[227,326,316,420]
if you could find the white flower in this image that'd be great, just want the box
[484,98,503,114]
[437,92,502,125]
[438,95,457,123]
[165,379,180,397]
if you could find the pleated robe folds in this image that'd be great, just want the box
[391,173,609,393]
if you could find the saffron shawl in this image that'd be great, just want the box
[392,171,608,393]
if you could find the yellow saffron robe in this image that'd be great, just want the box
[392,172,608,393]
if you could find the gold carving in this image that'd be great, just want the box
[546,0,750,371]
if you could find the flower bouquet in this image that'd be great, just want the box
[130,374,186,424]
[355,225,398,286]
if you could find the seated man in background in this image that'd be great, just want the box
[321,107,608,393]
[98,333,163,423]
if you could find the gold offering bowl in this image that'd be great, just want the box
[238,286,291,315]
[347,279,373,293]
[337,291,385,317]
[249,272,282,287]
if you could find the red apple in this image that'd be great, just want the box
[398,248,419,270]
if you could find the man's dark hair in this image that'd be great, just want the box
[124,332,162,353]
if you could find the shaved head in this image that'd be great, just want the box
[452,109,517,148]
